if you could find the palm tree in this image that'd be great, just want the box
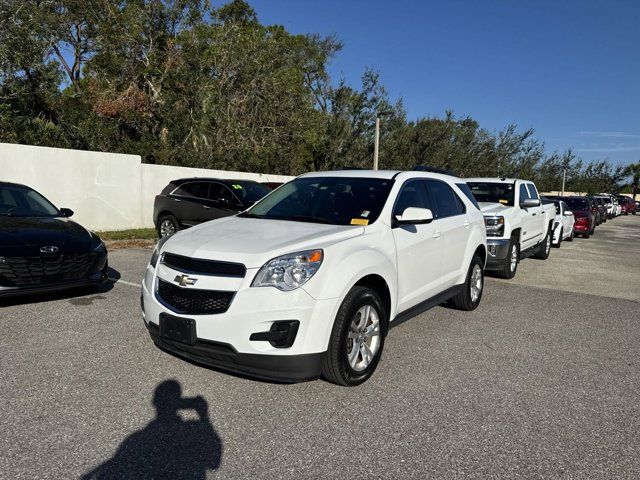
[624,162,640,200]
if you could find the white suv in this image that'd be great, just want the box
[142,169,486,386]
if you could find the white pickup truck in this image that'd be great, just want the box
[465,178,556,279]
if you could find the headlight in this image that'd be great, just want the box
[149,235,170,268]
[484,216,504,237]
[252,249,323,291]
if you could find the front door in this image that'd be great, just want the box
[392,179,444,313]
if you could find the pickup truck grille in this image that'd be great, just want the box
[157,279,234,315]
[161,253,246,278]
[0,253,96,287]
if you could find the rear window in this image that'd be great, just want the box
[563,198,588,210]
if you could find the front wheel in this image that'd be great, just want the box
[157,214,180,238]
[322,286,387,386]
[553,228,563,248]
[449,255,484,311]
[495,239,519,279]
[566,228,573,242]
[533,228,552,260]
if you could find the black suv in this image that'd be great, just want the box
[153,178,272,237]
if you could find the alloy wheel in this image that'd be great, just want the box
[470,264,483,302]
[347,305,381,372]
[160,219,176,237]
[510,244,518,272]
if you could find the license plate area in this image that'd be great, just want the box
[160,313,196,345]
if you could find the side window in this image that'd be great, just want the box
[174,182,210,199]
[393,180,431,217]
[456,183,479,209]
[561,201,569,213]
[527,183,540,200]
[425,179,465,218]
[209,183,238,204]
[518,184,530,203]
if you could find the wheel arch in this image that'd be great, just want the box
[353,274,392,332]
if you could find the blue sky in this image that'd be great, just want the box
[248,0,640,167]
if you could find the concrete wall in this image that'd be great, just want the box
[0,142,293,231]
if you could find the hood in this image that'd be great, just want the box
[478,202,515,215]
[162,215,365,268]
[0,216,91,254]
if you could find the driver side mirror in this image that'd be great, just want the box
[59,208,74,217]
[519,199,540,209]
[394,207,433,226]
[563,210,573,217]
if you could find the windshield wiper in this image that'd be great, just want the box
[287,215,336,225]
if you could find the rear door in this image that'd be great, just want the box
[392,179,444,312]
[425,179,469,287]
[168,181,211,226]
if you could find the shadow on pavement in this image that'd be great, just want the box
[82,380,222,480]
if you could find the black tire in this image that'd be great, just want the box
[533,227,552,260]
[449,255,484,311]
[553,228,563,248]
[495,238,519,279]
[582,231,590,239]
[322,286,388,386]
[566,228,573,242]
[157,214,180,238]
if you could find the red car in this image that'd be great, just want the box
[550,196,595,238]
[618,196,637,215]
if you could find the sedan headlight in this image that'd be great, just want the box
[484,216,505,237]
[149,235,170,268]
[252,249,323,291]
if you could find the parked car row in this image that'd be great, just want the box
[1,173,635,387]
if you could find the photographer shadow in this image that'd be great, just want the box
[82,380,222,480]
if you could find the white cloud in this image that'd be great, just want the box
[577,131,640,138]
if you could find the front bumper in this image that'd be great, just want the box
[484,238,511,270]
[0,252,108,298]
[146,321,323,382]
[142,262,336,382]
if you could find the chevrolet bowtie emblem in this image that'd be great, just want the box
[174,274,197,287]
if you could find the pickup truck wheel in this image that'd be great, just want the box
[157,214,179,238]
[495,240,519,279]
[533,229,552,260]
[449,255,484,311]
[322,286,387,386]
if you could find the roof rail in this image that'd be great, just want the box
[413,165,457,176]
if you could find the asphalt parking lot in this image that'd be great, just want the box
[2,216,639,479]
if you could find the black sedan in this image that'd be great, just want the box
[0,182,108,297]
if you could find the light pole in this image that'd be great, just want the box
[373,110,392,170]
[561,168,566,196]
[373,117,380,170]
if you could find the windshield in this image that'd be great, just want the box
[466,182,515,206]
[240,176,394,225]
[563,198,588,211]
[0,185,60,217]
[229,181,271,203]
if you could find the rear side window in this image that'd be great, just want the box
[425,179,465,218]
[393,180,432,216]
[527,183,540,200]
[174,182,210,199]
[456,183,479,209]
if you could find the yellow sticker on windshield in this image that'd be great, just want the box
[351,218,369,226]
[499,199,508,204]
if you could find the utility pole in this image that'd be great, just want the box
[373,117,380,170]
[561,168,566,196]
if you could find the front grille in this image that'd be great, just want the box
[0,253,96,287]
[162,253,246,278]
[157,279,234,315]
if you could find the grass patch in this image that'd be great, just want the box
[96,228,157,241]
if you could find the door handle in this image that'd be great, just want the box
[433,231,441,239]
[203,205,211,209]
[532,213,537,216]
[464,220,470,229]
[173,198,181,203]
